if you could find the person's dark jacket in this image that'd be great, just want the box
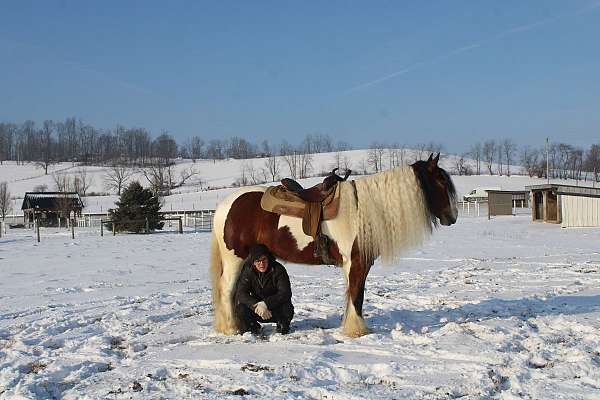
[235,260,292,310]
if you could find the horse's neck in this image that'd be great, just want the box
[354,167,431,264]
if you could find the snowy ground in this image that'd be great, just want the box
[1,216,600,399]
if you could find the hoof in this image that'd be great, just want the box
[341,313,370,337]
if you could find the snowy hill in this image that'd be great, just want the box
[0,149,595,215]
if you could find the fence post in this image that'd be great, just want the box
[0,221,2,238]
[101,221,104,237]
[113,222,116,236]
[71,219,75,239]
[178,217,183,234]
[36,217,40,243]
[145,217,149,233]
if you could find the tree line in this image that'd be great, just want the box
[466,139,599,183]
[1,118,598,184]
[0,118,347,171]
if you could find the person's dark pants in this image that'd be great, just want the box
[235,302,294,334]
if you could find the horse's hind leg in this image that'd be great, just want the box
[342,252,372,337]
[211,238,244,335]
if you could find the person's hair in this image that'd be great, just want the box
[247,243,273,264]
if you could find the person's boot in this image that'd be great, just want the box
[276,322,290,335]
[249,322,262,335]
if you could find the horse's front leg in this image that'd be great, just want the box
[341,248,372,337]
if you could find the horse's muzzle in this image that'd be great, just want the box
[439,215,457,226]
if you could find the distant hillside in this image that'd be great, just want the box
[0,149,595,215]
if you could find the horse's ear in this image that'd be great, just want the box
[433,153,440,165]
[427,153,433,162]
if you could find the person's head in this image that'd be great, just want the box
[248,244,272,273]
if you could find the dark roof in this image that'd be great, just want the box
[21,192,84,211]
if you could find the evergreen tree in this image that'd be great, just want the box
[108,181,164,233]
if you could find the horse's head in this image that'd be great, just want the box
[411,153,458,226]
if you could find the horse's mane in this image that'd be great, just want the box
[355,166,432,264]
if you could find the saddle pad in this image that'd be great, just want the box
[260,183,341,221]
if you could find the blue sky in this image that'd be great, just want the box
[1,1,599,153]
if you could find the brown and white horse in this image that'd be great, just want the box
[210,153,457,337]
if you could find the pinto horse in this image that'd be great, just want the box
[210,153,457,337]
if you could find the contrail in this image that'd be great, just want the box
[344,2,600,94]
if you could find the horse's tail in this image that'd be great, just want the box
[210,229,225,330]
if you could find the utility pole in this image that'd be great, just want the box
[546,137,550,184]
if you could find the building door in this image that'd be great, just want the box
[534,192,543,220]
[547,192,558,222]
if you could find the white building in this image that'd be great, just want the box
[526,184,600,228]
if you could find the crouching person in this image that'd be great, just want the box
[235,244,294,335]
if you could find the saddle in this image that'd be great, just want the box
[280,168,351,203]
[261,169,352,263]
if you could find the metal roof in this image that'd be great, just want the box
[21,192,84,211]
[525,184,600,198]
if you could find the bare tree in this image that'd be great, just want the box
[263,155,280,182]
[206,139,225,161]
[520,146,542,177]
[585,144,600,185]
[367,144,385,172]
[260,139,272,157]
[358,158,369,175]
[142,162,200,195]
[52,172,71,192]
[36,120,56,174]
[73,168,93,196]
[152,132,177,165]
[298,152,313,179]
[242,160,262,184]
[281,143,300,179]
[482,140,495,175]
[496,141,504,175]
[453,154,472,176]
[387,144,405,169]
[0,182,11,220]
[502,138,517,176]
[469,142,482,175]
[104,164,135,195]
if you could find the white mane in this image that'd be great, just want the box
[355,166,431,264]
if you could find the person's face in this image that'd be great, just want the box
[253,255,269,272]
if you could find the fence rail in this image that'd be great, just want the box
[457,200,531,218]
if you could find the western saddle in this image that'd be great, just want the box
[280,168,351,202]
[267,168,351,264]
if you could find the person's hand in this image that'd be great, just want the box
[253,301,272,320]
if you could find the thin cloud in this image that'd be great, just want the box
[345,2,600,94]
[62,61,156,96]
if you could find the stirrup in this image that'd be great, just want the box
[314,234,336,265]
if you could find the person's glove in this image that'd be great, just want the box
[253,301,272,320]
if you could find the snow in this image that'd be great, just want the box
[2,215,600,399]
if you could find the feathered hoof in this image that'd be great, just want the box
[213,315,240,335]
[341,314,371,338]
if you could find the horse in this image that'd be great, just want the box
[210,153,458,337]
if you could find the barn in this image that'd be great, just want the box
[526,184,600,227]
[21,192,84,227]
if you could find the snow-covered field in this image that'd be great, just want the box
[2,215,600,399]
